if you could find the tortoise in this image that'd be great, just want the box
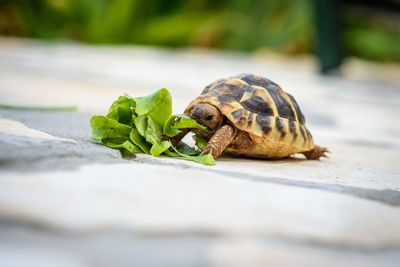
[174,73,328,160]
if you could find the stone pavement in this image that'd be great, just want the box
[0,37,400,266]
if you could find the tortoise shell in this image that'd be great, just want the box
[184,73,315,158]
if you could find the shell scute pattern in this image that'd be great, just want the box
[265,84,297,121]
[217,93,237,103]
[274,117,287,139]
[255,115,273,136]
[211,79,247,101]
[232,73,278,89]
[241,95,274,116]
[287,93,305,124]
[201,78,226,95]
[230,108,248,121]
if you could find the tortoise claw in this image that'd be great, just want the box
[200,146,214,157]
[302,146,329,160]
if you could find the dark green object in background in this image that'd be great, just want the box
[312,0,343,74]
[312,0,400,73]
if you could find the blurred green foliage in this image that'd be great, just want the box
[0,0,399,62]
[343,8,400,62]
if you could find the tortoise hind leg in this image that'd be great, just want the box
[302,145,329,160]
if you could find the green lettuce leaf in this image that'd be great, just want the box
[134,88,172,126]
[177,142,201,156]
[150,140,172,156]
[130,128,150,154]
[106,95,136,126]
[167,146,215,166]
[145,116,163,145]
[122,140,142,153]
[164,114,208,137]
[90,115,132,145]
[90,89,215,166]
[102,142,125,149]
[194,134,208,150]
[134,115,148,137]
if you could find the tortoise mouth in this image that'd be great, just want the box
[187,115,211,132]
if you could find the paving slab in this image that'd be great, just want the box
[2,163,400,248]
[1,37,400,266]
[208,238,400,267]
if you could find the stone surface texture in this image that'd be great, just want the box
[0,37,399,267]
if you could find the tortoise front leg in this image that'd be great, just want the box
[200,125,236,158]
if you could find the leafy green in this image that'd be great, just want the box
[144,116,163,146]
[150,141,172,157]
[130,128,150,154]
[90,88,215,165]
[106,95,136,126]
[134,115,148,137]
[122,140,142,154]
[168,146,215,166]
[134,88,172,126]
[90,116,132,144]
[177,142,201,156]
[194,134,208,151]
[102,142,125,149]
[164,114,208,137]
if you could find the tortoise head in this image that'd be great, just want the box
[189,103,222,130]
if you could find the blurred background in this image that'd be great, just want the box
[0,0,399,73]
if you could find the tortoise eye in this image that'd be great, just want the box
[205,115,213,121]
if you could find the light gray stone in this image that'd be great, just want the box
[1,163,400,250]
[208,238,400,267]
